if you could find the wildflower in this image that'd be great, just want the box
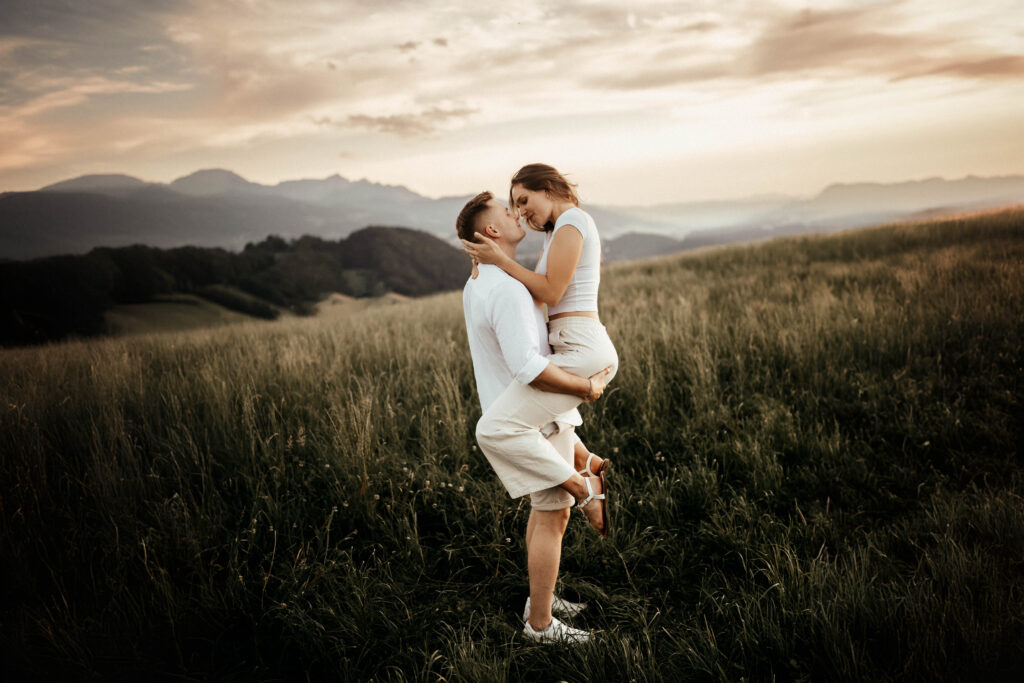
[457,486,464,492]
[373,494,380,500]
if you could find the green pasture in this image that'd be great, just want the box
[2,209,1022,681]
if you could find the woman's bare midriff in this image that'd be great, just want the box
[549,310,600,321]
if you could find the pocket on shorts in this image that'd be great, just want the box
[550,325,587,353]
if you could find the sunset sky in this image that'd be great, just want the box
[1,0,1022,205]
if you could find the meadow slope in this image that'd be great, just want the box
[1,209,1022,681]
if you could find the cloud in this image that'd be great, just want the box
[321,106,478,137]
[679,21,718,33]
[585,61,731,90]
[580,4,1024,91]
[562,3,632,31]
[0,0,192,75]
[396,37,451,52]
[895,55,1024,80]
[744,7,944,76]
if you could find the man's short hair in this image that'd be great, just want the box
[456,191,493,242]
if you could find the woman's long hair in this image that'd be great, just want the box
[510,164,579,232]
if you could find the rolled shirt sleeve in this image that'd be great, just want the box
[486,282,550,385]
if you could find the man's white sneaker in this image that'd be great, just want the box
[523,595,588,622]
[522,616,591,645]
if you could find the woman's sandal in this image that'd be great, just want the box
[576,473,609,540]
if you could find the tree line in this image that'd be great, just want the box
[0,228,469,346]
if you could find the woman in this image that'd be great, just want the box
[461,163,619,515]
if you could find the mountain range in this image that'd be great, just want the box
[2,169,1022,261]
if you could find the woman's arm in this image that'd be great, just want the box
[462,225,583,307]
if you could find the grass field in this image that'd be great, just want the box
[103,291,412,338]
[1,208,1022,681]
[104,293,259,336]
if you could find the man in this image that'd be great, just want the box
[457,191,610,644]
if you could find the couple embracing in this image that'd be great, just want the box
[457,163,619,644]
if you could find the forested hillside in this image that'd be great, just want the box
[0,227,469,346]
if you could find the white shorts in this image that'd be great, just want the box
[476,381,580,503]
[547,317,619,382]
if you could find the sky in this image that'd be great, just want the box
[1,0,1022,205]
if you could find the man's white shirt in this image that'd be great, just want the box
[463,264,582,426]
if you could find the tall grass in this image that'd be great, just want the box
[2,209,1022,681]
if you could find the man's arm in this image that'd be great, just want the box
[486,283,552,385]
[530,364,612,402]
[486,280,612,401]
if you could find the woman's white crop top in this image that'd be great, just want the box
[536,207,601,315]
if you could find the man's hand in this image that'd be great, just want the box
[585,366,613,402]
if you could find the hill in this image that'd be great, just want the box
[40,173,150,195]
[0,227,469,346]
[103,293,259,336]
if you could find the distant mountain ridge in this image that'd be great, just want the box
[763,175,1024,228]
[167,169,261,197]
[41,174,150,196]
[4,169,1023,261]
[599,175,1024,260]
[42,168,430,205]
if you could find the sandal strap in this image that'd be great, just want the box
[576,475,605,509]
[576,452,600,477]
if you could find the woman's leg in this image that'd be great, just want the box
[545,319,617,535]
